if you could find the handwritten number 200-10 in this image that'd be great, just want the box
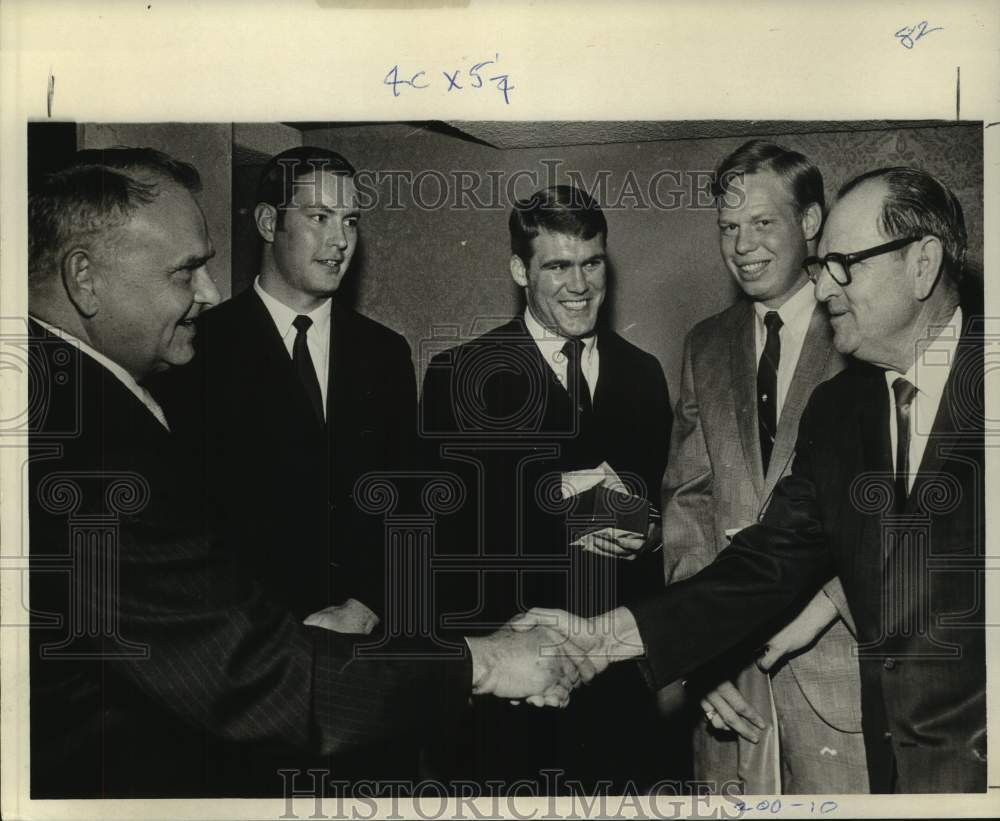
[895,21,943,49]
[732,799,838,815]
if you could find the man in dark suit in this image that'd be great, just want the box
[661,141,866,793]
[159,147,411,630]
[525,166,985,794]
[420,185,673,790]
[26,147,589,798]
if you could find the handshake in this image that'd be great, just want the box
[464,606,646,708]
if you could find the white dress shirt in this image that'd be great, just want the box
[254,276,332,418]
[885,307,962,491]
[753,282,817,425]
[30,316,171,430]
[523,307,599,399]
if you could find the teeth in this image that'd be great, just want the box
[318,260,340,268]
[562,300,588,309]
[739,261,769,274]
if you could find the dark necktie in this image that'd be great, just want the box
[757,310,783,474]
[292,314,325,427]
[892,377,917,512]
[562,338,593,422]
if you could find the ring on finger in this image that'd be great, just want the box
[705,708,717,722]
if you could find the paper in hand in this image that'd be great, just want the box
[562,463,651,558]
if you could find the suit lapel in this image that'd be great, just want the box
[329,302,349,430]
[731,306,766,498]
[514,317,574,424]
[852,367,894,577]
[858,366,893,478]
[904,318,981,513]
[591,329,617,414]
[244,289,296,370]
[762,305,837,496]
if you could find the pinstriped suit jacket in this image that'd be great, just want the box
[28,322,470,798]
[661,298,862,789]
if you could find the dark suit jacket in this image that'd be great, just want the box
[156,287,417,619]
[28,321,468,798]
[419,317,674,790]
[420,317,673,629]
[632,295,986,793]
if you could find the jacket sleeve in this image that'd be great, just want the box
[631,391,835,689]
[660,334,719,585]
[101,512,471,756]
[821,576,857,636]
[343,333,419,617]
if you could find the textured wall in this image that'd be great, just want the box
[294,122,982,395]
[79,123,234,300]
[77,122,982,396]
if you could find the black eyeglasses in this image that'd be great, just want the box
[802,236,923,287]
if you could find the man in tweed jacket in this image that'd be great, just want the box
[661,141,867,794]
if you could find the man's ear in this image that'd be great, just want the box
[61,248,99,318]
[254,203,278,243]
[800,202,823,243]
[510,254,528,288]
[911,235,944,301]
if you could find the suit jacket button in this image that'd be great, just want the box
[883,657,897,670]
[883,731,893,742]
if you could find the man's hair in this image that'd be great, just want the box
[713,139,825,214]
[838,166,967,287]
[256,146,355,229]
[28,146,201,280]
[509,185,608,263]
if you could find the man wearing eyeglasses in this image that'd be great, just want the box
[525,166,985,794]
[660,141,866,795]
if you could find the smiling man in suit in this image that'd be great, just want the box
[162,147,413,632]
[154,146,426,784]
[661,141,868,794]
[420,185,673,790]
[27,146,584,798]
[525,165,986,795]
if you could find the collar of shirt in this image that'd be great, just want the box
[523,307,599,396]
[884,306,963,486]
[752,279,816,353]
[752,281,817,422]
[254,276,332,415]
[29,315,171,431]
[885,306,963,418]
[254,275,332,347]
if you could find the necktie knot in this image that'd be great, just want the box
[892,376,916,409]
[763,310,783,334]
[293,314,313,334]
[561,338,584,361]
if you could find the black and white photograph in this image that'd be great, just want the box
[2,3,998,820]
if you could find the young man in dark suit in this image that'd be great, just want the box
[26,147,586,798]
[420,185,673,791]
[161,147,414,631]
[524,167,986,794]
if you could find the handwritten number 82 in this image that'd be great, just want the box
[895,21,943,49]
